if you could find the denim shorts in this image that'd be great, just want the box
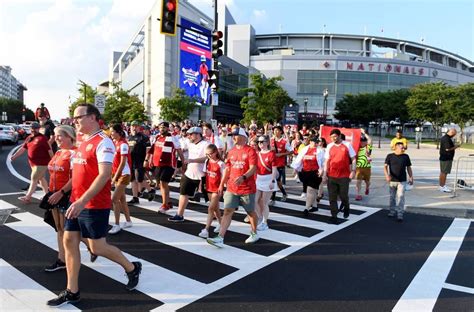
[223,191,255,213]
[64,209,111,239]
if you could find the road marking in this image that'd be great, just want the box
[0,258,79,311]
[393,218,471,312]
[0,192,25,196]
[6,145,30,184]
[443,283,474,295]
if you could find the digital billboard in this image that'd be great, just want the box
[179,18,212,105]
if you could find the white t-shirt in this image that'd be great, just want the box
[185,139,210,180]
[206,134,223,149]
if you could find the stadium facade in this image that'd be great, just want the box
[108,1,474,123]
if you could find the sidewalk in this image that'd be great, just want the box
[284,138,474,219]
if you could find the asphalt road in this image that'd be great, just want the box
[0,143,472,311]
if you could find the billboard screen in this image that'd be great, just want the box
[179,18,212,105]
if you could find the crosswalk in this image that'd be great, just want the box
[0,186,379,311]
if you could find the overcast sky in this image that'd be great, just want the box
[1,0,472,119]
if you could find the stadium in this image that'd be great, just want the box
[108,1,474,123]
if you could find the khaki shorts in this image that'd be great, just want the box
[31,165,48,181]
[440,160,453,174]
[115,174,131,186]
[356,167,371,182]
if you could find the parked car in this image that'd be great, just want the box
[19,124,32,135]
[0,125,19,144]
[7,124,26,139]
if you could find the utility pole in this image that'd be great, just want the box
[210,0,219,120]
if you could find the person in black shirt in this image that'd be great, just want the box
[127,121,152,204]
[384,142,413,222]
[439,128,460,193]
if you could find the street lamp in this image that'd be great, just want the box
[322,88,329,123]
[435,99,441,149]
[303,98,308,114]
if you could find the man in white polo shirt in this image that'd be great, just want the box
[168,127,210,222]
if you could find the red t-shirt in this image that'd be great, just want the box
[48,148,75,191]
[302,147,319,172]
[225,145,257,195]
[205,159,224,193]
[112,139,131,176]
[256,150,276,176]
[71,131,115,209]
[325,141,356,178]
[23,133,52,166]
[271,137,290,167]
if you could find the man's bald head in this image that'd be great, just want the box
[447,128,457,137]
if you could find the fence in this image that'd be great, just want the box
[452,154,474,197]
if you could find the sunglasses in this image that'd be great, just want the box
[72,113,91,121]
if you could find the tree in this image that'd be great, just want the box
[445,83,474,142]
[68,81,98,117]
[103,82,147,124]
[0,97,34,123]
[157,88,197,122]
[238,74,295,125]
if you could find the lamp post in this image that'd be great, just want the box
[303,98,308,123]
[435,99,441,150]
[322,88,329,123]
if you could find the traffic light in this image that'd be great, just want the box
[208,69,219,90]
[212,30,223,59]
[160,0,178,36]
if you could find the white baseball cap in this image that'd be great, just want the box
[231,127,248,138]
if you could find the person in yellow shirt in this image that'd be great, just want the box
[391,130,408,151]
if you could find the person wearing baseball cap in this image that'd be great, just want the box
[207,126,260,248]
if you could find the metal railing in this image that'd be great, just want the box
[452,154,474,197]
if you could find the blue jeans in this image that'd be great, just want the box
[389,181,406,217]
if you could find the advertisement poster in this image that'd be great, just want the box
[179,18,212,105]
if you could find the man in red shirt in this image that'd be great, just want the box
[47,104,142,307]
[323,129,356,223]
[11,121,53,203]
[269,126,293,204]
[207,127,259,248]
[145,121,185,212]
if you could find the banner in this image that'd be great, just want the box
[179,18,212,105]
[283,104,299,125]
[320,126,362,152]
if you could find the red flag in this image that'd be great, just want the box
[320,125,362,152]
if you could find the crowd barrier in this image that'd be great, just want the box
[452,154,474,198]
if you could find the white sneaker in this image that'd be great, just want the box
[243,216,250,223]
[213,223,221,233]
[122,221,133,229]
[108,224,121,235]
[207,235,224,248]
[198,228,209,238]
[281,194,287,202]
[257,222,269,231]
[300,192,306,198]
[245,232,260,244]
[439,185,452,193]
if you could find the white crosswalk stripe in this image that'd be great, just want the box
[2,191,379,310]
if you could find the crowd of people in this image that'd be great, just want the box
[10,103,422,307]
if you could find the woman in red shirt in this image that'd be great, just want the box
[198,144,224,238]
[255,135,278,231]
[109,124,133,235]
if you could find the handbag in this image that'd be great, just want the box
[39,192,54,210]
[43,209,57,232]
[39,191,71,210]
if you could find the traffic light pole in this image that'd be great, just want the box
[210,0,218,120]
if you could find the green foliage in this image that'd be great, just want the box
[103,82,147,124]
[0,97,34,123]
[157,88,197,122]
[406,82,450,129]
[238,74,296,125]
[68,81,98,117]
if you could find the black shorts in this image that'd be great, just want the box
[154,166,175,183]
[299,170,322,189]
[64,209,110,239]
[179,175,201,197]
[276,167,285,182]
[131,166,145,183]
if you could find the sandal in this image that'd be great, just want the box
[18,196,32,204]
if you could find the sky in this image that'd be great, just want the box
[0,0,473,119]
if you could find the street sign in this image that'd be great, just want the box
[94,95,106,114]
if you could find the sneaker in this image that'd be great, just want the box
[168,214,184,222]
[108,224,121,235]
[268,200,275,206]
[148,189,156,201]
[355,195,363,201]
[46,289,80,307]
[122,221,133,229]
[300,192,306,198]
[303,208,309,217]
[309,206,318,212]
[281,194,287,202]
[245,232,260,244]
[387,211,396,218]
[397,216,404,222]
[207,235,224,248]
[257,222,269,231]
[316,195,323,203]
[126,261,142,291]
[158,204,170,213]
[127,197,139,204]
[439,185,452,193]
[343,210,350,219]
[198,228,209,238]
[44,259,66,272]
[365,188,369,195]
[213,223,221,233]
[243,216,250,223]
